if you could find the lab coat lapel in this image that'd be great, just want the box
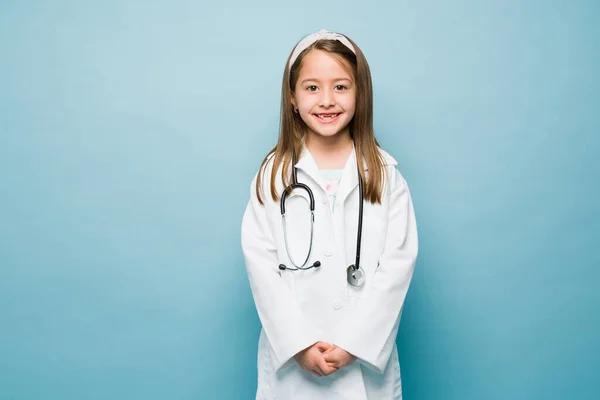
[294,145,326,190]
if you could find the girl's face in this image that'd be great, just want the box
[291,50,356,141]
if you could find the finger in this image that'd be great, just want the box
[323,350,338,363]
[323,344,337,354]
[315,341,330,352]
[313,364,324,376]
[318,357,337,375]
[303,364,321,377]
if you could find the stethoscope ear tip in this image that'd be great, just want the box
[278,264,286,270]
[313,261,321,268]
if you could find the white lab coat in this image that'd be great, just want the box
[241,143,418,400]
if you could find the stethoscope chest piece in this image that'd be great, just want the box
[347,265,366,287]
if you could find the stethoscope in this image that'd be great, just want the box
[278,151,366,287]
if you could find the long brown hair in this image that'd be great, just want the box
[256,33,385,205]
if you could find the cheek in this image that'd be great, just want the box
[344,101,356,117]
[298,94,315,108]
[299,101,318,115]
[341,93,356,113]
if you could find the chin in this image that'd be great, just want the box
[314,127,349,138]
[307,124,351,138]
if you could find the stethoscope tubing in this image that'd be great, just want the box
[279,149,364,275]
[282,211,315,269]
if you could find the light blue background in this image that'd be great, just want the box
[1,1,599,399]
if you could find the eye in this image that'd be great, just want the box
[306,85,318,92]
[334,85,348,91]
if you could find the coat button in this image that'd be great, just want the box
[321,196,328,204]
[333,299,343,310]
[324,248,333,257]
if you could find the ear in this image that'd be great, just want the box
[290,95,297,110]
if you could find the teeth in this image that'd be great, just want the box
[317,114,339,120]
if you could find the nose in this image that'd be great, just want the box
[319,88,335,107]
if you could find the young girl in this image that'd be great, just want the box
[241,29,418,399]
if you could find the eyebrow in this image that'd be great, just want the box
[300,77,353,85]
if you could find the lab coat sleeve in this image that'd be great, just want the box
[334,168,418,374]
[241,175,320,372]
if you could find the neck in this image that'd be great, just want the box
[304,131,353,169]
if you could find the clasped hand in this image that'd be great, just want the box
[293,341,357,377]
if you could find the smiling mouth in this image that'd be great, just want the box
[314,113,341,120]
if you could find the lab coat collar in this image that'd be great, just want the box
[294,141,397,204]
[293,144,327,190]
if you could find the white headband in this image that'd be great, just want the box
[288,29,356,71]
